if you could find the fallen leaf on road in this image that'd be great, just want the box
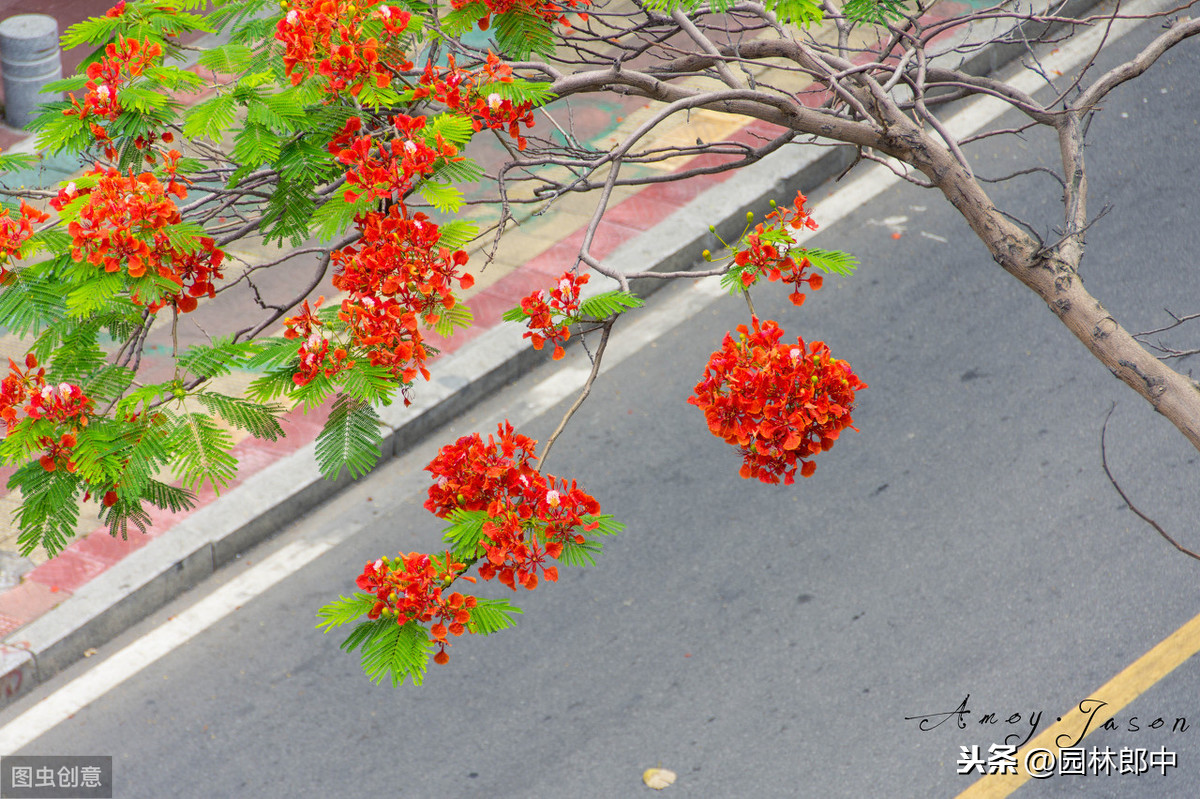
[643,768,676,789]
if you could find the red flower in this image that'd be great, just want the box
[275,0,411,95]
[514,271,589,359]
[689,317,865,485]
[52,163,223,313]
[732,191,824,306]
[0,201,50,279]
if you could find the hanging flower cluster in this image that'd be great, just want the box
[331,114,460,205]
[49,155,224,313]
[275,0,413,95]
[689,317,866,485]
[0,201,50,277]
[0,355,94,472]
[425,421,601,590]
[352,422,602,664]
[415,53,537,150]
[355,552,477,664]
[733,190,823,306]
[513,271,589,359]
[322,115,476,392]
[283,299,352,386]
[62,36,169,160]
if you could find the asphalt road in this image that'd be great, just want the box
[3,14,1200,799]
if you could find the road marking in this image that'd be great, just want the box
[0,537,338,754]
[0,0,1174,754]
[956,610,1200,797]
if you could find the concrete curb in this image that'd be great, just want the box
[0,0,1107,708]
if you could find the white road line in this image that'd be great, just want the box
[0,538,338,754]
[0,0,1169,752]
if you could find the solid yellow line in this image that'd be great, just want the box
[956,609,1200,798]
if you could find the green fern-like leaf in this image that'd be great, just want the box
[336,362,396,406]
[467,598,523,635]
[314,395,383,480]
[231,123,283,169]
[433,303,473,338]
[10,463,82,557]
[141,479,196,514]
[317,592,378,632]
[843,0,907,24]
[477,78,556,106]
[113,383,174,419]
[246,92,307,133]
[183,93,237,139]
[262,179,317,247]
[177,337,260,379]
[501,305,530,323]
[65,271,128,319]
[582,513,624,536]
[277,137,340,184]
[339,617,390,653]
[441,509,490,560]
[424,114,476,147]
[310,192,372,241]
[437,220,479,250]
[196,392,286,441]
[246,369,299,404]
[798,247,859,276]
[169,412,239,493]
[242,336,302,371]
[440,2,489,36]
[0,263,66,336]
[416,180,464,213]
[492,9,555,60]
[80,364,137,403]
[769,0,823,24]
[48,323,106,384]
[100,498,153,541]
[197,43,255,74]
[428,157,485,186]
[556,536,604,567]
[118,86,172,115]
[353,80,403,111]
[578,290,644,319]
[60,15,126,49]
[360,620,433,686]
[0,150,40,172]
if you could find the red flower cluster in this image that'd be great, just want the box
[452,0,589,31]
[327,205,475,391]
[515,271,588,359]
[334,207,474,317]
[283,299,351,386]
[688,317,866,485]
[0,355,93,471]
[275,0,413,95]
[424,421,600,591]
[338,293,428,388]
[331,115,459,205]
[734,191,823,306]
[356,552,477,664]
[63,36,166,159]
[0,201,50,278]
[415,53,536,150]
[320,113,477,393]
[49,157,224,313]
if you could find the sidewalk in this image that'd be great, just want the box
[0,0,1088,707]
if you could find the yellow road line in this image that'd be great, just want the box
[956,610,1200,797]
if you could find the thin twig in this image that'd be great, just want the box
[1100,404,1200,561]
[538,317,615,472]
